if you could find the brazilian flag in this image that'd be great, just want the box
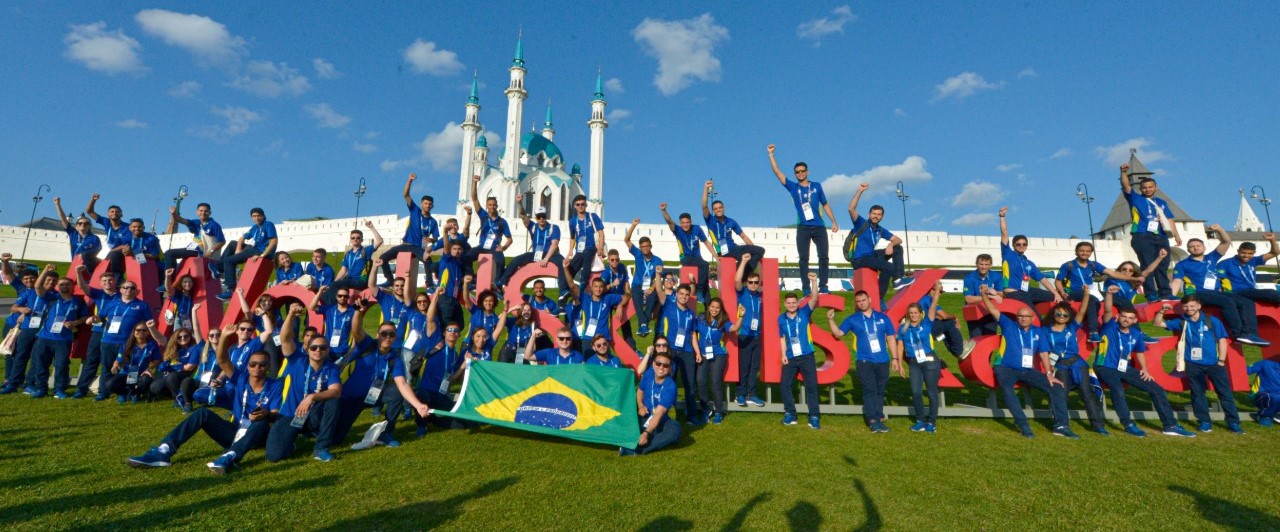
[435,361,641,448]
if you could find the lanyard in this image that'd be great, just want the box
[375,355,392,382]
[745,291,761,318]
[1186,317,1205,348]
[329,309,351,337]
[420,214,434,236]
[1241,260,1256,286]
[785,314,802,341]
[132,235,143,252]
[51,298,75,321]
[303,365,325,394]
[714,218,729,243]
[906,324,926,352]
[199,220,213,238]
[798,184,813,204]
[131,343,152,370]
[1016,327,1033,352]
[1075,261,1092,288]
[534,224,550,252]
[574,215,590,240]
[241,383,266,420]
[862,313,878,340]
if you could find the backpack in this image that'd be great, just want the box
[842,220,873,263]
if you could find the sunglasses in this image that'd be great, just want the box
[133,329,148,334]
[336,293,349,298]
[1053,312,1071,318]
[377,331,397,338]
[593,343,608,348]
[308,345,329,352]
[237,326,253,331]
[652,362,670,368]
[120,286,137,291]
[557,336,572,341]
[247,361,268,368]
[654,343,669,348]
[446,327,460,333]
[574,202,586,207]
[746,280,760,285]
[416,299,430,305]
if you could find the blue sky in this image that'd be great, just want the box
[3,2,1278,238]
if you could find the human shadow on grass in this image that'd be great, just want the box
[1169,485,1280,531]
[639,516,694,531]
[720,492,771,532]
[786,501,821,531]
[0,467,90,490]
[841,456,884,531]
[68,475,339,531]
[0,458,306,527]
[315,476,519,531]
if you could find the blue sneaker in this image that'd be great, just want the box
[130,394,140,404]
[618,447,636,457]
[94,394,107,402]
[126,447,173,468]
[416,426,428,438]
[30,389,46,399]
[893,277,915,291]
[1123,423,1147,437]
[1087,332,1102,344]
[313,449,335,462]
[216,290,232,301]
[924,423,937,433]
[712,413,723,424]
[1095,427,1111,436]
[381,437,402,448]
[1259,417,1274,428]
[71,390,86,399]
[1162,425,1196,438]
[22,386,34,396]
[181,403,193,414]
[748,396,765,407]
[1018,425,1035,438]
[1052,427,1081,440]
[117,395,126,404]
[808,416,821,430]
[1226,422,1245,434]
[910,421,926,432]
[873,421,891,433]
[0,384,16,395]
[53,390,68,399]
[1237,334,1271,347]
[1197,421,1212,433]
[735,395,746,407]
[782,413,798,425]
[638,323,650,336]
[207,451,237,474]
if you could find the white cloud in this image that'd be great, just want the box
[1050,148,1072,159]
[1017,67,1036,79]
[190,105,262,141]
[382,123,503,172]
[168,80,201,98]
[312,57,341,79]
[1095,137,1173,167]
[952,213,996,226]
[797,5,856,46]
[951,180,1007,208]
[63,22,145,74]
[303,103,350,128]
[920,214,942,224]
[604,77,624,94]
[403,39,464,76]
[135,9,246,66]
[115,118,147,129]
[894,107,907,117]
[996,163,1021,172]
[632,14,729,96]
[607,109,632,123]
[364,131,380,139]
[822,156,933,196]
[932,72,1005,102]
[228,60,311,97]
[352,141,378,154]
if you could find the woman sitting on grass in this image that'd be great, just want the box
[103,320,164,404]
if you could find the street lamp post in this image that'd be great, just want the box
[895,180,910,267]
[1076,183,1097,248]
[1251,185,1277,271]
[20,184,51,262]
[167,184,188,250]
[353,177,368,227]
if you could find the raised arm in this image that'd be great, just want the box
[1265,233,1279,261]
[461,207,473,238]
[659,203,676,233]
[847,183,869,220]
[85,193,102,221]
[469,175,483,214]
[364,220,383,249]
[1119,164,1132,195]
[169,205,189,227]
[1209,223,1232,255]
[926,283,941,321]
[308,286,326,312]
[523,329,542,361]
[624,218,639,249]
[280,304,305,356]
[53,197,70,228]
[701,180,712,219]
[369,258,383,293]
[235,287,251,316]
[215,323,236,376]
[766,144,787,185]
[998,206,1010,246]
[653,265,668,306]
[1102,286,1118,323]
[1151,302,1172,330]
[147,319,167,348]
[806,273,819,309]
[826,309,844,339]
[402,173,416,208]
[350,305,367,344]
[734,252,751,291]
[424,289,441,338]
[980,285,1000,318]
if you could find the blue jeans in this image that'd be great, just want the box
[5,328,39,388]
[1185,363,1239,424]
[75,333,108,394]
[412,389,469,430]
[1094,365,1177,428]
[218,245,260,291]
[671,349,701,420]
[1053,362,1106,431]
[333,385,406,446]
[723,245,766,273]
[736,334,762,399]
[1233,288,1280,305]
[1195,290,1256,337]
[634,415,682,455]
[780,354,819,417]
[1130,233,1173,300]
[27,338,73,393]
[567,246,597,296]
[1254,392,1280,418]
[680,254,710,303]
[930,318,964,357]
[994,365,1069,430]
[795,226,829,291]
[850,245,905,301]
[908,359,941,424]
[696,354,728,414]
[630,286,658,330]
[265,398,339,461]
[1066,291,1101,334]
[857,360,891,424]
[379,244,425,284]
[161,408,269,462]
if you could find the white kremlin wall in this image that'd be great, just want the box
[5,212,1268,281]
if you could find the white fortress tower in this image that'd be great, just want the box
[587,71,608,216]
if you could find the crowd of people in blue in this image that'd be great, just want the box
[2,149,1279,473]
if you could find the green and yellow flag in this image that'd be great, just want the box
[436,361,640,448]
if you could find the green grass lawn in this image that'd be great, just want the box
[2,265,1279,529]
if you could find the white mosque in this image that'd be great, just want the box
[453,37,607,223]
